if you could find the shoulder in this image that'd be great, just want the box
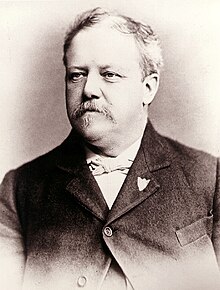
[163,135,218,169]
[14,145,63,178]
[149,131,220,200]
[2,131,78,186]
[160,135,219,191]
[144,120,218,189]
[1,147,60,192]
[143,121,218,173]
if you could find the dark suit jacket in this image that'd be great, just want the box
[0,121,220,290]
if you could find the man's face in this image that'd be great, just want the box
[65,25,151,147]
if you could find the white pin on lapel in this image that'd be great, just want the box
[137,177,150,191]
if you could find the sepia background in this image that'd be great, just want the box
[0,0,220,181]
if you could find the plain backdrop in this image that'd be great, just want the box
[0,0,220,181]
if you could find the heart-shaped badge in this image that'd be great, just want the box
[137,177,150,191]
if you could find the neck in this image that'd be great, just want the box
[85,119,147,157]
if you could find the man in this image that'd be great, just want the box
[0,7,220,290]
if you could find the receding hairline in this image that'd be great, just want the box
[63,7,163,76]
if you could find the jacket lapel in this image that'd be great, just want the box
[66,168,109,221]
[55,121,173,223]
[107,121,171,224]
[55,131,109,221]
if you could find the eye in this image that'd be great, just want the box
[69,72,86,82]
[102,71,122,82]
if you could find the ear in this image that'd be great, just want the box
[142,73,160,106]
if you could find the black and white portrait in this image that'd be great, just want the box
[0,1,220,289]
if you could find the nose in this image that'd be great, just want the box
[83,73,102,99]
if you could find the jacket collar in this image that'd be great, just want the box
[54,121,172,222]
[55,120,172,173]
[141,121,172,172]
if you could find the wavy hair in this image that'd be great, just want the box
[63,7,163,77]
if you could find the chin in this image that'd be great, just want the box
[73,122,108,142]
[72,115,113,140]
[81,128,107,143]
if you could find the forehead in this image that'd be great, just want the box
[65,25,141,70]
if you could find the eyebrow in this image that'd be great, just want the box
[67,64,127,72]
[99,65,126,71]
[67,65,87,70]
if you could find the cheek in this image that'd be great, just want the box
[107,83,144,110]
[128,87,146,112]
[66,87,82,116]
[66,82,84,103]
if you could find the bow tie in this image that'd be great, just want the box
[88,157,133,176]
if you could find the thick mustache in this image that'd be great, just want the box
[72,102,113,121]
